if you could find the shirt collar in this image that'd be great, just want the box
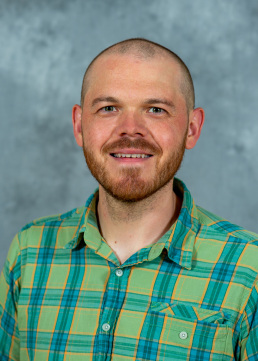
[65,179,201,270]
[64,191,99,250]
[163,179,201,269]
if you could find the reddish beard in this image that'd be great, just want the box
[82,136,187,202]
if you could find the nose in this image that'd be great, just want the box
[116,111,147,137]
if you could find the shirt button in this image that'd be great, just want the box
[102,323,110,332]
[115,269,123,277]
[179,331,188,340]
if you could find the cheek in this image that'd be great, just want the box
[151,123,177,147]
[151,122,187,151]
[82,121,113,150]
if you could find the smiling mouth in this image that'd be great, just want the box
[111,153,152,159]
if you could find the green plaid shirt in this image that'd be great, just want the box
[1,179,258,361]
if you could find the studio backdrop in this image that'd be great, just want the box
[1,0,258,270]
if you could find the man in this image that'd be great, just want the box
[0,38,257,361]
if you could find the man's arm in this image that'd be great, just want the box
[238,278,258,360]
[0,234,21,361]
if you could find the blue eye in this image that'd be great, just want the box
[149,107,164,113]
[103,106,116,112]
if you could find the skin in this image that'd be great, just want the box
[72,52,204,264]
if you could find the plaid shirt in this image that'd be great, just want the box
[1,179,258,361]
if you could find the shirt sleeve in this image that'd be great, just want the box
[0,233,21,361]
[238,278,258,360]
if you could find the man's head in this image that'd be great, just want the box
[72,38,204,202]
[81,38,195,112]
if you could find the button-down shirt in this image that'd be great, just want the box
[1,179,258,361]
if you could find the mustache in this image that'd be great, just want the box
[102,137,161,154]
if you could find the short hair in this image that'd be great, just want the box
[80,38,195,111]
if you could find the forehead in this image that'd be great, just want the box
[85,52,183,96]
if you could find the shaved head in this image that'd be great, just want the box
[80,38,195,111]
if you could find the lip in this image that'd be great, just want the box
[109,149,153,162]
[109,148,153,155]
[110,156,152,163]
[111,153,152,159]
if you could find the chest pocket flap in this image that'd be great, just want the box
[150,302,231,325]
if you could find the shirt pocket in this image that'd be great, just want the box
[141,302,233,361]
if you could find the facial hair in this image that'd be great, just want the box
[82,134,187,203]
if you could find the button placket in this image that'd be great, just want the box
[115,269,123,277]
[102,323,111,332]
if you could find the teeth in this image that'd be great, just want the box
[113,153,150,158]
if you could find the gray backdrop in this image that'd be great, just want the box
[1,0,258,270]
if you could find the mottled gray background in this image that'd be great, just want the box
[1,0,258,270]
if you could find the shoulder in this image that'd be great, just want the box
[17,205,86,250]
[22,206,85,229]
[2,205,87,279]
[193,206,258,294]
[196,205,258,276]
[196,205,258,243]
[175,178,258,244]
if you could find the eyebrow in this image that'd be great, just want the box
[143,98,175,109]
[91,96,175,109]
[91,96,119,107]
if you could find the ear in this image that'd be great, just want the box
[72,104,83,147]
[185,107,205,149]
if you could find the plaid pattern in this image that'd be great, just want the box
[1,178,258,361]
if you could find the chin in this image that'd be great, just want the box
[100,176,173,203]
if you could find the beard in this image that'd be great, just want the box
[82,135,187,203]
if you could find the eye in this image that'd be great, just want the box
[148,107,165,114]
[101,106,117,112]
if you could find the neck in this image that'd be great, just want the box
[97,180,182,264]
